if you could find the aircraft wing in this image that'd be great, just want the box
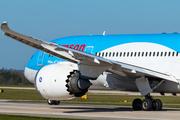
[1,22,178,83]
[1,22,78,64]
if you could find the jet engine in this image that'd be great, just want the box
[34,64,92,100]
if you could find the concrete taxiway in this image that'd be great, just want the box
[0,102,180,120]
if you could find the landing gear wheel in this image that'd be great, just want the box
[47,99,54,105]
[142,99,152,111]
[132,98,142,110]
[47,100,60,105]
[152,99,162,111]
[54,101,60,105]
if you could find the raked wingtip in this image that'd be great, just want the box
[1,21,9,31]
[2,21,7,24]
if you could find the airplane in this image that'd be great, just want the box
[1,21,180,111]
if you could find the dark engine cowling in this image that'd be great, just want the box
[34,64,92,100]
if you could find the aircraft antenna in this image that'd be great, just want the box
[103,31,106,36]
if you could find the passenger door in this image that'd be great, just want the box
[37,51,44,66]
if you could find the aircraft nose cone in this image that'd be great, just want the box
[24,67,37,83]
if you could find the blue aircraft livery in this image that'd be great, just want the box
[1,21,180,111]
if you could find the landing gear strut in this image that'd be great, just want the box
[47,99,60,105]
[134,76,163,111]
[132,94,162,111]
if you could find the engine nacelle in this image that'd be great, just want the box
[35,64,92,100]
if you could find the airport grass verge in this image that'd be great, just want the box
[0,84,34,87]
[0,114,87,120]
[0,88,180,108]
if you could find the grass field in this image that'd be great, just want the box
[0,84,34,87]
[0,114,87,120]
[0,88,180,108]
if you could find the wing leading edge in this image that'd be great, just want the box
[1,22,78,64]
[1,22,178,83]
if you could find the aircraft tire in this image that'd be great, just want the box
[132,98,142,110]
[47,100,60,105]
[142,99,152,111]
[152,99,162,111]
[53,101,60,105]
[47,99,54,105]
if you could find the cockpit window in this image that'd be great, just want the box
[30,55,34,59]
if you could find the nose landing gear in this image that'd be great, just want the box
[47,99,60,105]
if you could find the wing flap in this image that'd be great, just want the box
[110,60,179,83]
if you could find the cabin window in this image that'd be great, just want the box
[172,52,175,56]
[164,52,167,56]
[113,52,115,57]
[142,52,144,57]
[123,52,126,57]
[109,52,111,57]
[161,52,163,56]
[134,52,137,57]
[116,52,119,57]
[176,52,179,56]
[145,52,148,56]
[138,52,140,57]
[157,52,159,56]
[120,52,122,57]
[131,52,133,57]
[102,52,104,57]
[105,52,108,57]
[149,52,152,57]
[48,54,50,57]
[168,52,171,56]
[127,52,129,57]
[95,52,97,56]
[99,52,101,57]
[153,52,155,56]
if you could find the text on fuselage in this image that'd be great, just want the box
[62,44,86,51]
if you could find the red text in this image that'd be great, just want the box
[62,44,86,51]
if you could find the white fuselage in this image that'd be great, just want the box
[24,42,180,94]
[98,42,180,80]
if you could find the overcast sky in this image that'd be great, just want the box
[0,0,180,69]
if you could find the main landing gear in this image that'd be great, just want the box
[47,99,60,105]
[133,76,164,111]
[132,94,162,111]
